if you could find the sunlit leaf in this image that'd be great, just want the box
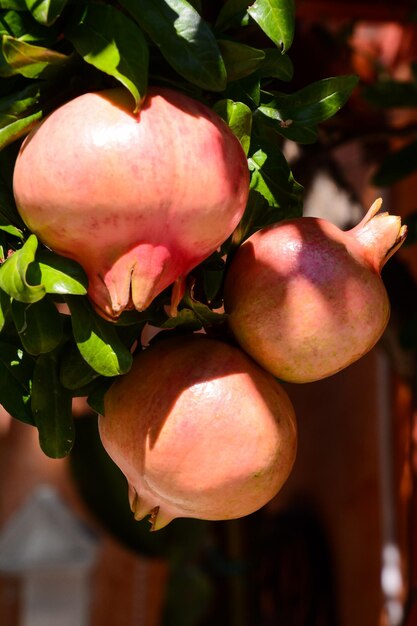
[0,36,71,79]
[66,296,133,377]
[27,250,88,295]
[67,3,148,112]
[120,0,227,91]
[25,0,68,26]
[213,98,252,154]
[0,234,45,302]
[247,0,295,52]
[0,108,42,149]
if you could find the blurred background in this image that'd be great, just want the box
[2,1,417,625]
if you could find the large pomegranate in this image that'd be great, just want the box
[13,88,249,320]
[224,199,407,383]
[99,335,297,530]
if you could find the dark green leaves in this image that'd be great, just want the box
[120,0,227,91]
[218,40,265,82]
[256,75,359,143]
[0,340,33,424]
[248,0,295,52]
[67,3,149,112]
[12,298,63,354]
[32,349,74,457]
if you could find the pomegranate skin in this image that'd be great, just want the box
[224,199,407,383]
[98,335,297,530]
[13,88,249,320]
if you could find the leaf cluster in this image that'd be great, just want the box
[0,0,358,457]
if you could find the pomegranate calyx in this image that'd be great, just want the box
[348,198,407,272]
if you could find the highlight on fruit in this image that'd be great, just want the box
[225,198,407,384]
[98,335,298,530]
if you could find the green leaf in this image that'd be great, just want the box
[60,342,99,390]
[0,222,22,238]
[372,140,417,187]
[247,0,295,52]
[0,9,59,43]
[0,235,46,302]
[0,341,34,424]
[25,0,68,26]
[263,75,359,125]
[218,40,265,82]
[31,350,74,458]
[67,3,148,112]
[232,148,302,244]
[0,83,44,150]
[27,250,88,295]
[248,148,303,209]
[0,81,42,118]
[120,0,227,92]
[258,48,293,81]
[12,298,63,354]
[256,75,358,143]
[0,108,42,149]
[215,0,250,31]
[66,296,133,377]
[0,36,71,78]
[213,98,252,155]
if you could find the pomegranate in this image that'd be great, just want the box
[13,88,249,320]
[224,199,407,383]
[98,335,297,530]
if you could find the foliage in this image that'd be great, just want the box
[0,0,357,457]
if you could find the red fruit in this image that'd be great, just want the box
[98,335,297,530]
[224,199,407,383]
[13,88,249,320]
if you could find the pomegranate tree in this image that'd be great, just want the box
[225,199,407,383]
[99,335,297,530]
[13,87,249,320]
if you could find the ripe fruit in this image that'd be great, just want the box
[13,88,249,320]
[98,335,297,530]
[224,199,407,383]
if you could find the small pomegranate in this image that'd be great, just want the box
[224,199,407,383]
[13,88,249,320]
[98,335,297,530]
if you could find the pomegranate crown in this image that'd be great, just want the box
[348,198,407,272]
